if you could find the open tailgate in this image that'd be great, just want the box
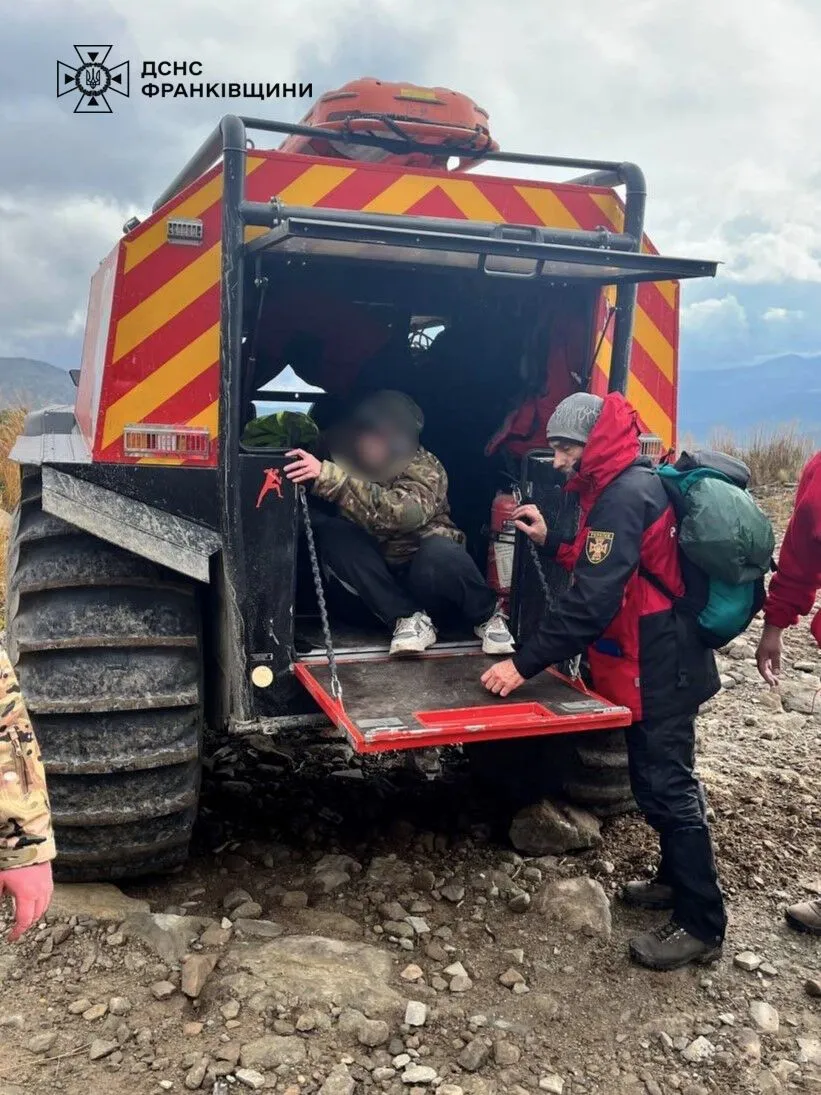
[294,648,631,754]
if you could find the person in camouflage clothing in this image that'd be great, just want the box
[285,390,514,656]
[0,649,54,939]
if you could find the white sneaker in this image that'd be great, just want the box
[390,612,437,656]
[475,609,515,655]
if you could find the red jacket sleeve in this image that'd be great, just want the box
[764,453,821,632]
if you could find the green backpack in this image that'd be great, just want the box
[642,450,775,649]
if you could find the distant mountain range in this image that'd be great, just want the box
[679,353,821,442]
[1,352,818,444]
[0,358,75,410]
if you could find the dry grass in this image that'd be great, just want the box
[0,407,25,512]
[700,424,815,488]
[0,408,26,613]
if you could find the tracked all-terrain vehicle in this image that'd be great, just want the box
[7,81,718,879]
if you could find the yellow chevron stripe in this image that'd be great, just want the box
[514,186,581,229]
[594,334,672,447]
[276,163,355,205]
[113,244,220,363]
[627,371,672,448]
[653,280,678,309]
[439,179,503,221]
[187,398,219,434]
[103,324,219,449]
[123,156,267,274]
[589,192,623,231]
[633,306,675,383]
[362,174,438,213]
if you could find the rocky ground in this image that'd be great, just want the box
[0,490,818,1095]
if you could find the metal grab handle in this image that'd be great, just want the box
[480,223,544,279]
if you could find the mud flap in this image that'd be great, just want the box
[293,648,631,754]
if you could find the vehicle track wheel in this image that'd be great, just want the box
[468,727,635,818]
[6,469,203,881]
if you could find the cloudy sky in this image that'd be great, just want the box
[2,0,820,375]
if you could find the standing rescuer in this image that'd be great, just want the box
[756,449,821,935]
[481,392,726,970]
[0,650,54,939]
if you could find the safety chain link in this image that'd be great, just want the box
[515,486,581,681]
[298,486,343,701]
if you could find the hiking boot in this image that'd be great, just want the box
[621,879,675,910]
[475,609,515,655]
[785,898,821,935]
[629,921,722,971]
[390,612,437,656]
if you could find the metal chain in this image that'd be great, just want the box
[515,486,581,681]
[298,486,343,701]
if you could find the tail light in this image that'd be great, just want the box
[123,425,211,459]
[639,434,665,460]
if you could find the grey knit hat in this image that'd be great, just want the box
[546,393,604,445]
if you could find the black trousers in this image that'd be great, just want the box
[626,711,727,946]
[312,512,497,628]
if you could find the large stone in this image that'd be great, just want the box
[797,1036,821,1066]
[235,1070,265,1091]
[288,908,363,939]
[509,800,601,856]
[48,884,149,922]
[224,935,405,1022]
[749,1001,779,1035]
[122,913,214,963]
[181,954,217,999]
[233,918,285,940]
[319,1064,356,1095]
[239,1034,307,1069]
[535,876,611,939]
[366,855,413,887]
[458,1038,490,1071]
[780,684,820,715]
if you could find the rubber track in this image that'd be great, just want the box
[6,475,203,881]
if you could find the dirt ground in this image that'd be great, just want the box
[0,487,818,1095]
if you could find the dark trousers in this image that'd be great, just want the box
[312,513,497,628]
[626,712,727,946]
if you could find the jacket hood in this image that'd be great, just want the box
[566,393,641,502]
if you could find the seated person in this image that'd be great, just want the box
[284,390,515,657]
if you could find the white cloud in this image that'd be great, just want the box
[4,0,821,359]
[0,194,127,355]
[681,295,749,335]
[763,306,804,322]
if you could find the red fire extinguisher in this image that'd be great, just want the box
[486,490,518,612]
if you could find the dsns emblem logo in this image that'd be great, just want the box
[57,45,130,113]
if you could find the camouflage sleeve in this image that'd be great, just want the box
[311,451,447,535]
[0,650,55,870]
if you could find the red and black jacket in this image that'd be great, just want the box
[512,394,719,721]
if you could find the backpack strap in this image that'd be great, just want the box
[638,563,679,605]
[638,565,696,687]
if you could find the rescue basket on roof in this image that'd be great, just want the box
[279,77,499,171]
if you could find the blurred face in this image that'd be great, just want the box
[354,428,392,472]
[551,440,585,475]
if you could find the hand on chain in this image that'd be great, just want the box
[513,504,548,547]
[284,449,321,485]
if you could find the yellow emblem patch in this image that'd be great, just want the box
[585,529,614,565]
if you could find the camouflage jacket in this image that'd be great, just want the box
[0,650,55,869]
[311,446,465,565]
